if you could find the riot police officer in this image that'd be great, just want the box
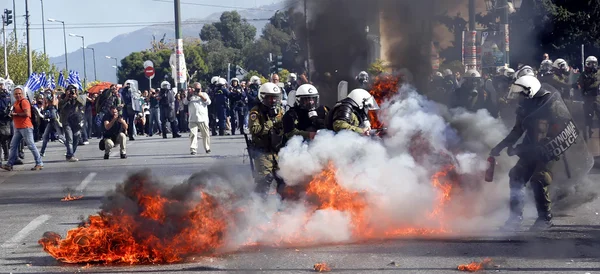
[327,88,379,135]
[453,70,497,116]
[158,81,181,139]
[247,76,261,111]
[249,82,286,195]
[282,84,329,143]
[491,75,576,231]
[212,78,230,136]
[540,58,571,98]
[229,78,247,135]
[578,56,600,139]
[284,73,299,95]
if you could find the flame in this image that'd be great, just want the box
[39,174,228,264]
[61,193,83,202]
[458,258,493,272]
[314,262,331,272]
[368,74,402,128]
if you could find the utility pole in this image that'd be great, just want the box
[174,0,184,90]
[40,0,46,56]
[468,0,475,31]
[304,0,311,81]
[25,0,32,76]
[12,0,16,44]
[2,14,7,78]
[500,0,510,66]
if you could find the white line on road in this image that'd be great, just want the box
[1,215,51,248]
[75,172,97,192]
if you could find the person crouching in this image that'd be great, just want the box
[102,106,127,159]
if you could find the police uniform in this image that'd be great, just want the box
[541,72,571,98]
[327,98,366,134]
[494,89,573,229]
[249,103,285,194]
[282,105,329,142]
[158,88,180,138]
[213,85,230,136]
[577,69,600,137]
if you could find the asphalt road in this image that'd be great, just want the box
[0,134,599,273]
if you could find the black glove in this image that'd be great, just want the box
[490,143,505,157]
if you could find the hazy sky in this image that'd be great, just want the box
[8,0,280,57]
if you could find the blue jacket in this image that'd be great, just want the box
[213,86,230,108]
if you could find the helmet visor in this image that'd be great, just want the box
[298,95,319,110]
[364,96,380,111]
[263,94,281,108]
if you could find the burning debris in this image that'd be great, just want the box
[40,172,229,264]
[368,74,403,129]
[313,262,331,272]
[457,258,493,272]
[61,193,84,202]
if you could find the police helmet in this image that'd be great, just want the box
[295,84,319,110]
[515,65,535,79]
[230,78,239,85]
[540,60,553,71]
[553,58,569,72]
[465,69,481,78]
[258,82,282,108]
[347,88,379,116]
[435,71,443,77]
[161,81,171,90]
[217,78,227,86]
[288,73,297,82]
[443,69,453,77]
[210,76,220,85]
[586,56,598,69]
[504,68,515,78]
[509,75,542,99]
[249,76,261,85]
[0,78,4,86]
[356,71,369,82]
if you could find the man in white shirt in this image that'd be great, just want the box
[184,82,211,155]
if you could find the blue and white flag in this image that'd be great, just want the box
[24,73,37,90]
[58,71,66,88]
[49,74,56,90]
[38,72,47,90]
[74,71,82,90]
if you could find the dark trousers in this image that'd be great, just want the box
[231,107,248,135]
[216,106,227,135]
[160,107,179,137]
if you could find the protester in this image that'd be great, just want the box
[184,82,211,155]
[102,106,127,159]
[1,86,43,171]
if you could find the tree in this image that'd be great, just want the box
[200,11,256,50]
[243,70,268,84]
[367,59,390,76]
[202,40,241,79]
[0,32,56,85]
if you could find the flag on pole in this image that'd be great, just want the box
[24,73,37,90]
[74,71,82,90]
[38,72,47,90]
[58,71,66,88]
[50,75,56,90]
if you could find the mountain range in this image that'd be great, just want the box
[49,1,286,84]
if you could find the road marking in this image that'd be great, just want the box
[75,172,97,192]
[1,215,51,248]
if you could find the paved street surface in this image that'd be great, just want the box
[0,134,599,273]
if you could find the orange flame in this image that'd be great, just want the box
[368,74,402,129]
[314,262,331,272]
[458,258,493,272]
[61,193,83,202]
[39,174,228,264]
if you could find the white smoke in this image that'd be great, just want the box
[222,84,516,251]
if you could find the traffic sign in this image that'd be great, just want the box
[144,67,155,79]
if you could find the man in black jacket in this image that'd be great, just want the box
[158,81,181,139]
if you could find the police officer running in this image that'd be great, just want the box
[213,78,231,136]
[282,84,329,143]
[577,56,600,139]
[491,75,574,231]
[249,82,285,195]
[327,88,379,135]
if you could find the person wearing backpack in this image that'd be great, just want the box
[39,89,66,157]
[0,86,43,171]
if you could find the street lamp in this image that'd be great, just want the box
[47,18,67,71]
[40,0,46,56]
[106,56,118,82]
[83,46,97,81]
[69,33,86,89]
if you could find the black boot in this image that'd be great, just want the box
[530,213,553,231]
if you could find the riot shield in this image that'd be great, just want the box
[337,80,348,101]
[522,84,594,191]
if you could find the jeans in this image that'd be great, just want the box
[63,125,80,158]
[7,127,42,166]
[149,108,161,136]
[40,119,66,154]
[123,108,137,137]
